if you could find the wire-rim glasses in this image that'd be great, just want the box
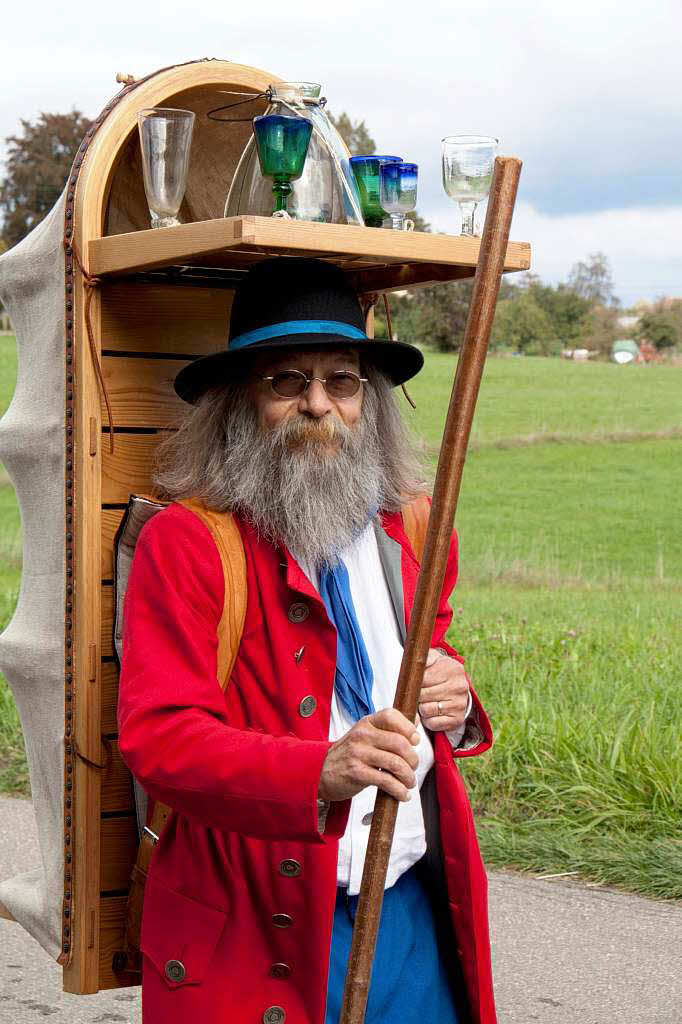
[262,368,368,399]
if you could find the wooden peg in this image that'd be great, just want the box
[89,417,97,457]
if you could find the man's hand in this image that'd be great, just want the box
[418,648,470,732]
[318,708,420,803]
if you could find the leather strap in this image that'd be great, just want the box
[121,799,172,972]
[177,499,247,688]
[401,492,431,563]
[120,498,246,972]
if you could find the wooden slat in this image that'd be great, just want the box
[100,816,138,892]
[92,216,243,274]
[101,660,119,735]
[98,895,137,990]
[89,214,532,279]
[351,262,476,294]
[102,739,134,815]
[102,356,188,429]
[101,432,163,504]
[101,280,231,356]
[101,508,126,579]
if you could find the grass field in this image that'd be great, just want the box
[407,353,682,898]
[1,336,680,896]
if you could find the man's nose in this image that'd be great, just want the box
[297,378,333,418]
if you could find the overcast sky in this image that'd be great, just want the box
[2,0,681,305]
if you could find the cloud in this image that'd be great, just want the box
[0,0,680,301]
[504,202,682,306]
[412,193,682,305]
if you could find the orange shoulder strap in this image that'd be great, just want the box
[122,496,247,971]
[401,492,431,563]
[177,498,247,690]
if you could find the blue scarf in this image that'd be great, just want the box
[318,561,375,721]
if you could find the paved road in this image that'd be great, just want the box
[1,794,680,1023]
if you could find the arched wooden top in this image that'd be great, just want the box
[74,59,282,261]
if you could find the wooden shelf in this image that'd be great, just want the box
[88,216,531,293]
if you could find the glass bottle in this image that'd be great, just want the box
[225,82,364,225]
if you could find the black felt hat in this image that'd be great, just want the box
[173,257,424,404]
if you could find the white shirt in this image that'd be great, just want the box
[296,522,470,894]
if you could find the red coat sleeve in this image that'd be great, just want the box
[430,523,494,759]
[117,504,342,841]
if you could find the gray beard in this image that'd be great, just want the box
[220,392,385,568]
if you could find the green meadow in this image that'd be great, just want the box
[408,352,681,899]
[0,336,680,896]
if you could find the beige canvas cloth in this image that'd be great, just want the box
[0,193,67,960]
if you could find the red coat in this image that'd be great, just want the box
[117,502,496,1023]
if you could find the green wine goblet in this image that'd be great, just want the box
[252,114,314,218]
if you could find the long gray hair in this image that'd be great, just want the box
[152,364,424,565]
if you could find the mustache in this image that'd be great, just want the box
[270,414,353,449]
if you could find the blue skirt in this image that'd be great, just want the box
[325,864,460,1024]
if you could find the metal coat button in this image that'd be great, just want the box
[272,913,293,928]
[263,1007,287,1024]
[288,601,310,624]
[299,695,317,718]
[279,858,302,878]
[164,959,186,982]
[269,962,292,980]
[362,812,373,826]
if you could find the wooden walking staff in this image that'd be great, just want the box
[339,155,523,1023]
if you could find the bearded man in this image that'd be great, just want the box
[117,259,496,1024]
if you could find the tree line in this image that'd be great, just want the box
[0,110,679,356]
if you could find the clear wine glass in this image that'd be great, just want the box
[441,135,498,235]
[137,108,195,228]
[379,162,418,230]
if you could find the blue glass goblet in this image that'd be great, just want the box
[379,162,418,230]
[252,114,314,217]
[349,155,402,227]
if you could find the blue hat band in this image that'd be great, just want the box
[229,319,368,352]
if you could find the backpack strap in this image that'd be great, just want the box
[401,492,431,563]
[177,498,247,690]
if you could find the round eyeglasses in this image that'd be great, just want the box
[261,369,368,399]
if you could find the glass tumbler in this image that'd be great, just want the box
[137,108,195,228]
[349,155,403,226]
[379,162,418,230]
